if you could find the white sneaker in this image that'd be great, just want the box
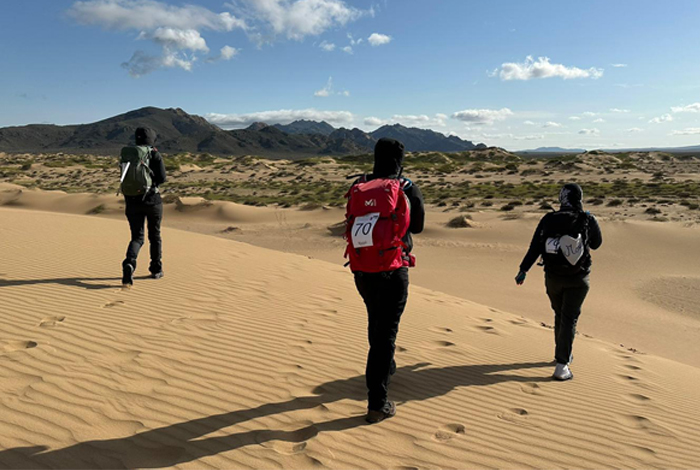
[553,363,573,381]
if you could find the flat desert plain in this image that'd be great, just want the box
[1,149,699,469]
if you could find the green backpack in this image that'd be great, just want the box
[119,146,153,197]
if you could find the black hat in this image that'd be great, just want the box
[373,137,405,177]
[559,183,583,211]
[135,127,157,146]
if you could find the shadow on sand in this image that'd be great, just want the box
[0,276,151,291]
[0,361,552,468]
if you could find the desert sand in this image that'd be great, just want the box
[1,183,700,469]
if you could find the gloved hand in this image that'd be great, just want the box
[515,271,526,285]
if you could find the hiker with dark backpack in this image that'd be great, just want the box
[515,183,602,381]
[345,137,425,423]
[120,127,167,286]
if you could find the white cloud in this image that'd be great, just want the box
[611,63,628,68]
[70,0,247,76]
[314,77,333,97]
[523,120,536,126]
[626,127,643,133]
[220,45,238,60]
[479,132,544,141]
[542,121,562,128]
[364,116,384,127]
[610,108,630,113]
[206,45,240,62]
[206,109,354,128]
[347,33,362,45]
[578,128,600,135]
[313,76,349,97]
[582,111,597,117]
[515,134,545,141]
[71,0,372,76]
[233,0,367,41]
[451,108,513,125]
[319,40,336,51]
[122,50,191,76]
[148,27,209,52]
[69,0,245,31]
[342,45,353,54]
[649,114,673,124]
[593,118,605,123]
[671,103,700,113]
[671,128,700,136]
[368,32,391,46]
[568,116,581,121]
[496,56,604,81]
[362,113,448,129]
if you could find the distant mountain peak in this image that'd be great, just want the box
[246,122,269,131]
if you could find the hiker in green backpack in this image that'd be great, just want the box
[120,127,167,286]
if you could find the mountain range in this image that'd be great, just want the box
[0,107,485,158]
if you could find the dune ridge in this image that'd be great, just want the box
[1,208,699,468]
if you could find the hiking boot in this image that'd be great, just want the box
[365,401,396,424]
[150,271,164,280]
[122,263,134,286]
[553,363,573,381]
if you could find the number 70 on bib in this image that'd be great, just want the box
[351,212,380,248]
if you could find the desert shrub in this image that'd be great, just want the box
[606,199,623,207]
[500,204,515,211]
[87,204,106,215]
[644,207,662,215]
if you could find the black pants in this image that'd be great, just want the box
[354,267,409,411]
[124,202,163,274]
[545,273,590,365]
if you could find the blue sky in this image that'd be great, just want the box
[2,0,700,150]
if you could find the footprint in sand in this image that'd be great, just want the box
[2,340,38,352]
[432,423,466,442]
[38,315,66,327]
[255,424,318,455]
[520,383,543,395]
[103,300,125,308]
[474,325,498,334]
[627,393,652,403]
[428,326,453,334]
[497,408,530,425]
[618,414,675,437]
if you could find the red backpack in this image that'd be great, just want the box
[344,177,411,272]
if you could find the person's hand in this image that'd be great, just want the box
[515,271,526,285]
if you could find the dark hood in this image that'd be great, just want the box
[135,127,157,146]
[559,183,584,211]
[372,137,404,178]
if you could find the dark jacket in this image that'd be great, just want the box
[124,127,167,206]
[520,209,602,276]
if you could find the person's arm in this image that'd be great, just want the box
[587,214,602,250]
[519,216,546,273]
[150,149,167,186]
[404,184,425,234]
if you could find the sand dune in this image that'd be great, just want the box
[1,207,700,469]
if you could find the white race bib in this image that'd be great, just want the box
[351,212,380,248]
[545,237,560,254]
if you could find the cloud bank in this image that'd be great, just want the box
[205,109,354,128]
[496,56,603,81]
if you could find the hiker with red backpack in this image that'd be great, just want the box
[515,183,602,381]
[345,137,425,423]
[120,127,167,286]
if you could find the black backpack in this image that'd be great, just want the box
[540,211,591,275]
